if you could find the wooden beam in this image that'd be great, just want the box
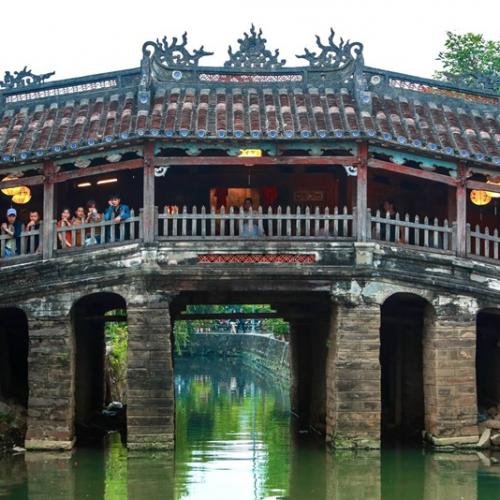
[356,142,368,241]
[154,156,357,167]
[368,158,458,187]
[54,158,144,183]
[0,175,45,189]
[42,161,55,260]
[143,143,155,243]
[456,164,467,257]
[466,179,500,196]
[177,312,282,321]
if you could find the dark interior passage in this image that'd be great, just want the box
[476,309,500,414]
[380,294,427,443]
[0,308,28,407]
[71,292,126,443]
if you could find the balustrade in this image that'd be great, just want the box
[158,205,354,239]
[1,206,499,264]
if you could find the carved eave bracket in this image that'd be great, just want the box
[224,25,286,69]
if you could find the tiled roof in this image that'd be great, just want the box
[0,25,499,168]
[0,81,498,166]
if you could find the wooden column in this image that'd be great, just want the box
[356,142,368,242]
[456,164,467,257]
[143,142,155,243]
[42,161,55,259]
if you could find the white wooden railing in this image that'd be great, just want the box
[54,209,142,251]
[468,224,500,261]
[368,209,454,252]
[0,226,41,258]
[1,207,500,264]
[157,206,355,239]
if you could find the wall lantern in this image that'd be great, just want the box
[1,175,23,197]
[470,189,491,206]
[486,177,500,199]
[11,186,31,204]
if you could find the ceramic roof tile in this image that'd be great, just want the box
[0,83,498,165]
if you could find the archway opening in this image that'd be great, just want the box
[170,291,332,439]
[0,307,29,444]
[476,309,500,418]
[71,292,127,444]
[380,293,428,444]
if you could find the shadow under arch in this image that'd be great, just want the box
[476,308,500,417]
[0,307,29,445]
[380,292,433,445]
[70,292,127,444]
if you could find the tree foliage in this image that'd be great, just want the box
[435,32,500,81]
[105,314,128,402]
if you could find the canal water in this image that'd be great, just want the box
[1,356,500,499]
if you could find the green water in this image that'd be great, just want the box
[1,357,500,499]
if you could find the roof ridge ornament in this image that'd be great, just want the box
[225,25,286,69]
[0,67,55,90]
[296,29,363,69]
[142,32,214,68]
[441,72,500,94]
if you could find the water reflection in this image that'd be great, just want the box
[1,357,500,499]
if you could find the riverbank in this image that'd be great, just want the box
[0,400,26,453]
[176,333,290,383]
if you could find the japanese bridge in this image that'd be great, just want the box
[0,27,499,451]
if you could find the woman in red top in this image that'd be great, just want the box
[57,208,73,248]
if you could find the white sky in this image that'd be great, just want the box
[1,0,498,82]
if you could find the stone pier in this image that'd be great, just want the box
[25,311,75,451]
[326,301,381,449]
[423,300,478,445]
[126,292,175,450]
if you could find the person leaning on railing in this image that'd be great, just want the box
[103,194,130,242]
[56,208,73,249]
[378,200,406,244]
[84,200,102,245]
[72,206,86,246]
[25,210,41,253]
[1,208,23,257]
[240,198,265,237]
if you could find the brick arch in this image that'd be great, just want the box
[380,292,433,443]
[476,307,500,419]
[0,307,29,410]
[71,291,127,443]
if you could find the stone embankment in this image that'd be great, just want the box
[177,333,290,383]
[0,400,26,452]
[478,405,500,449]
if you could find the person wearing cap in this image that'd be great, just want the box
[1,208,23,257]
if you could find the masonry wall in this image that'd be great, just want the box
[179,333,290,382]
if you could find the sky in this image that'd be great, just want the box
[1,0,498,83]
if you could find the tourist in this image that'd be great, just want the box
[104,194,130,242]
[379,200,398,242]
[1,208,22,257]
[25,210,41,253]
[85,200,102,245]
[72,206,86,246]
[240,198,264,237]
[56,208,73,248]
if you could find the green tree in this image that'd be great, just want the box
[435,32,500,85]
